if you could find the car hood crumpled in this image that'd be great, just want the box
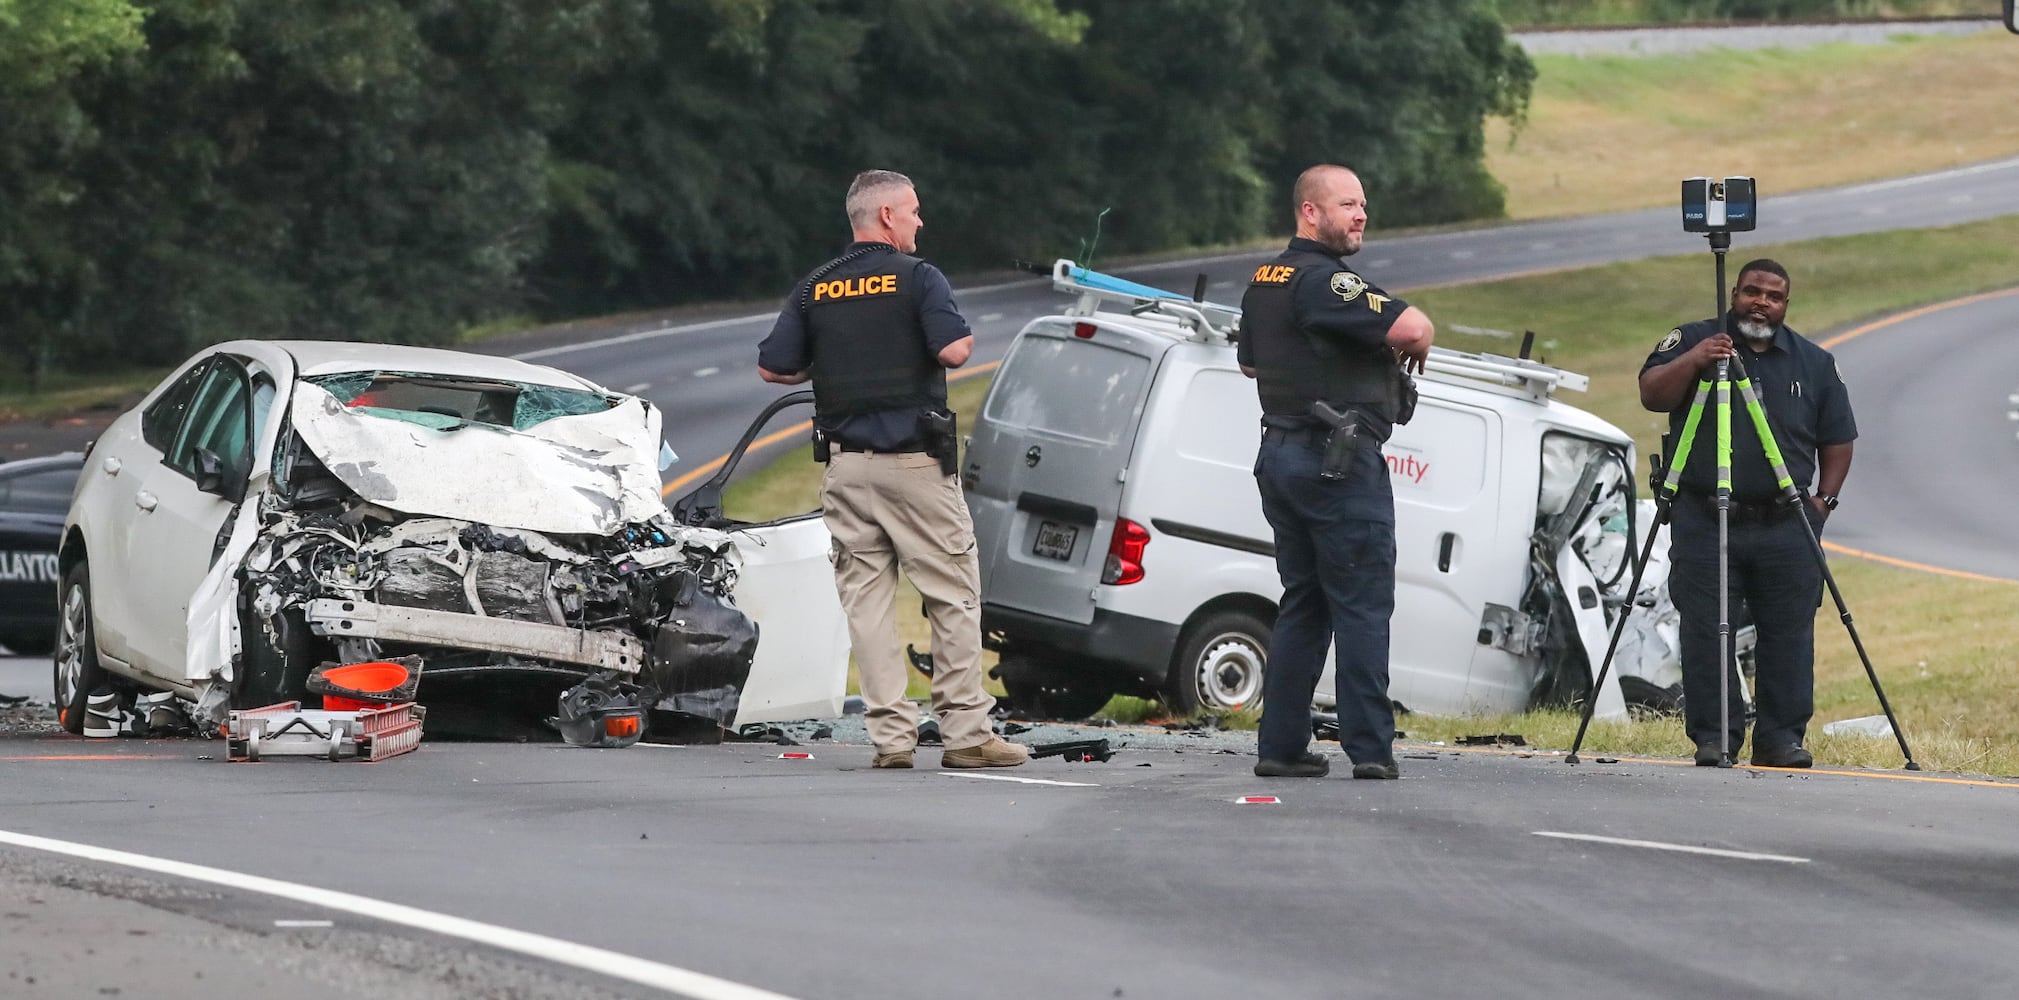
[289,382,666,536]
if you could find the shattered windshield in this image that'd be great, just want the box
[307,372,615,431]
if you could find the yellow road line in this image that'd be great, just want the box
[660,360,1002,498]
[1819,541,2015,584]
[1809,286,2019,583]
[1818,286,2019,349]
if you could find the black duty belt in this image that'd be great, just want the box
[834,442,928,455]
[1678,491,1796,523]
[1261,425,1326,449]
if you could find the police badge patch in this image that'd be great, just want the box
[1657,329,1682,352]
[1329,271,1367,303]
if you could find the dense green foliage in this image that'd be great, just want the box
[1492,0,1978,26]
[1,0,1531,379]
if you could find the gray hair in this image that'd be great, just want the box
[845,170,914,230]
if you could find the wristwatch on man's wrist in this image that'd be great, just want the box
[1816,494,1840,510]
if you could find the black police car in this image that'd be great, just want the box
[0,452,83,656]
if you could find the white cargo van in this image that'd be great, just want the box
[964,260,1687,721]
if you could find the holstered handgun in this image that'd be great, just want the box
[920,408,958,476]
[1311,401,1364,482]
[812,427,831,464]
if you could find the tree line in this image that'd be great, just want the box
[2,0,1534,382]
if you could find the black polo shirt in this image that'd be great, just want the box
[758,242,971,451]
[1640,315,1857,501]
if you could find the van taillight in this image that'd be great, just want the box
[1102,518,1150,585]
[1073,321,1097,339]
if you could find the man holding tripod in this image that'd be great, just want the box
[1640,259,1857,768]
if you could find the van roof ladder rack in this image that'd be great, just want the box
[1051,259,1241,345]
[1049,258,1587,401]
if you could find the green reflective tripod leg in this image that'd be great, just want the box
[1714,363,1736,767]
[1723,355,1921,769]
[1566,377,1716,764]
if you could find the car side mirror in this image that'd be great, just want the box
[194,447,245,503]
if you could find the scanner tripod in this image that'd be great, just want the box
[1566,231,1918,770]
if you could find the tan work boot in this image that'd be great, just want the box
[941,737,1030,769]
[872,749,915,769]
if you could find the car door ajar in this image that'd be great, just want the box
[671,390,851,726]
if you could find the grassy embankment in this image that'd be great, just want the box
[1487,30,2019,220]
[722,31,2019,772]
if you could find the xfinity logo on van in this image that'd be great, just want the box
[1384,448,1430,486]
[0,551,58,583]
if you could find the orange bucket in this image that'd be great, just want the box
[316,661,414,711]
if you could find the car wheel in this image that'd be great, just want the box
[1166,609,1270,715]
[53,562,108,736]
[993,653,1115,721]
[2,630,56,658]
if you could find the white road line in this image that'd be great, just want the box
[692,367,720,378]
[1948,194,1975,204]
[511,314,765,362]
[1532,831,1810,864]
[977,312,1005,322]
[0,829,803,1000]
[938,772,1098,787]
[275,919,334,928]
[1528,241,1555,250]
[625,382,653,393]
[1449,249,1476,259]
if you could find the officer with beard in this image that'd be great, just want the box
[1640,258,1857,769]
[1239,164,1433,779]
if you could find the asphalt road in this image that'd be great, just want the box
[1824,289,2019,582]
[2,671,2017,1000]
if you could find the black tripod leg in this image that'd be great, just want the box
[1790,511,1922,770]
[1566,497,1674,765]
[1724,354,1919,770]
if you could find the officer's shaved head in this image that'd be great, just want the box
[846,170,916,230]
[1736,258,1790,291]
[1293,165,1358,215]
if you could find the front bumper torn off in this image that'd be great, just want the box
[303,598,647,675]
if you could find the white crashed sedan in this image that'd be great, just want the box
[55,341,846,739]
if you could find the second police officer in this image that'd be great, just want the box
[1239,164,1435,780]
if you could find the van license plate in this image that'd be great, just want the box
[1033,521,1078,561]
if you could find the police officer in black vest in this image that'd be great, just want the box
[759,170,1027,771]
[1239,165,1434,780]
[1640,259,1855,769]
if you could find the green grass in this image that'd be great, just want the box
[0,368,167,422]
[1488,31,2019,220]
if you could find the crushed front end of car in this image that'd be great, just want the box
[190,370,761,742]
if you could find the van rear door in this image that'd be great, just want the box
[965,322,1157,625]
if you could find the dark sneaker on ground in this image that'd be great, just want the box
[1351,760,1400,780]
[1253,752,1330,778]
[941,737,1029,768]
[1751,744,1813,769]
[1694,741,1731,767]
[872,749,915,769]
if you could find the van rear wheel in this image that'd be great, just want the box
[1167,609,1269,715]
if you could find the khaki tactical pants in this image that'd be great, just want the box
[820,451,995,752]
